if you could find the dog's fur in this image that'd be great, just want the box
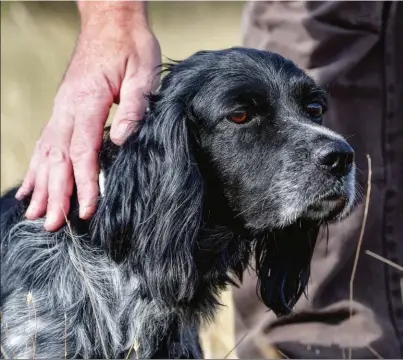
[1,48,357,359]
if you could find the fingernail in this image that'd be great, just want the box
[114,124,129,143]
[25,203,38,218]
[79,206,88,219]
[15,188,24,200]
[45,213,57,229]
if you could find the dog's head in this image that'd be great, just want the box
[157,48,356,229]
[93,48,357,316]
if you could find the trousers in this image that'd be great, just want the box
[234,1,403,358]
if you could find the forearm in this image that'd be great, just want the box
[77,1,150,30]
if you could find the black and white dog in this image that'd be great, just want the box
[1,48,357,359]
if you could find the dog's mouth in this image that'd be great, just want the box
[305,193,348,221]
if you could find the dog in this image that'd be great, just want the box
[0,48,357,359]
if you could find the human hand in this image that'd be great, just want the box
[15,1,161,231]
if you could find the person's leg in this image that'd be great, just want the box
[234,1,403,358]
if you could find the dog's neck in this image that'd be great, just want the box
[64,149,318,358]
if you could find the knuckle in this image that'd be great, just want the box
[118,110,142,121]
[73,166,99,194]
[69,149,84,165]
[36,140,51,158]
[76,180,98,198]
[76,196,95,212]
[48,193,70,206]
[70,143,98,164]
[48,148,69,165]
[33,182,47,194]
[76,176,97,188]
[69,141,88,161]
[49,182,74,199]
[31,189,47,203]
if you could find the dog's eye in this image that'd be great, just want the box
[306,103,323,118]
[229,110,248,124]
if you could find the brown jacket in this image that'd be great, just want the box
[234,1,403,358]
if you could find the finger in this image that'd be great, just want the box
[25,148,50,220]
[44,148,74,232]
[70,102,110,220]
[43,112,75,231]
[110,80,150,145]
[45,155,74,231]
[15,141,42,200]
[110,90,147,145]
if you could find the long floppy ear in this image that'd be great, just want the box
[91,75,204,305]
[254,221,321,316]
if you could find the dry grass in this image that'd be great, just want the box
[348,154,372,359]
[0,344,9,360]
[365,250,403,273]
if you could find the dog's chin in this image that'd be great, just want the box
[304,193,352,222]
[242,194,352,230]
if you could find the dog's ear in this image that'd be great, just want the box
[254,221,321,316]
[91,69,204,305]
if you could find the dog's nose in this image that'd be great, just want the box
[316,141,355,176]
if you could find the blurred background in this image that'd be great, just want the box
[1,1,246,358]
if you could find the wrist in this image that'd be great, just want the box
[78,1,150,33]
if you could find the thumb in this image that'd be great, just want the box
[110,80,149,145]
